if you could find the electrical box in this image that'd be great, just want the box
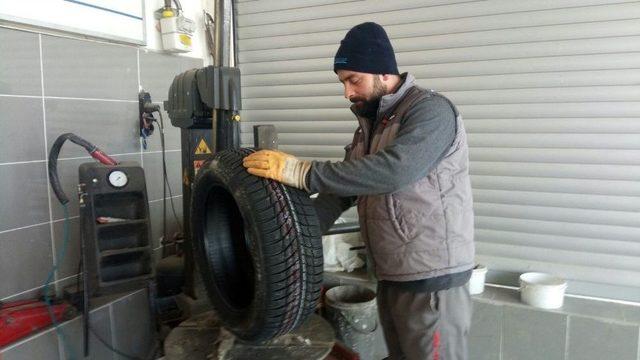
[160,10,195,53]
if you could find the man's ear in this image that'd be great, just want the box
[380,74,391,81]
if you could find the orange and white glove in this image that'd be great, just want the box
[242,150,311,191]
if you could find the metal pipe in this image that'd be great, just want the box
[231,0,239,67]
[211,111,218,152]
[214,0,232,67]
[325,222,360,235]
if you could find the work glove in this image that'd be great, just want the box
[243,150,311,191]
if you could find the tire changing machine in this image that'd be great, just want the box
[159,1,335,358]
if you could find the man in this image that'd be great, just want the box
[243,22,474,360]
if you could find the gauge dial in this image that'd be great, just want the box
[108,170,128,188]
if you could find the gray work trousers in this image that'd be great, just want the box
[377,282,472,360]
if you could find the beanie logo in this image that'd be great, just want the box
[334,57,348,64]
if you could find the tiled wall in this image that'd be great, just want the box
[0,26,202,303]
[5,22,640,360]
[325,272,640,360]
[469,287,640,360]
[0,289,153,360]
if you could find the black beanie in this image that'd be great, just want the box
[333,22,399,75]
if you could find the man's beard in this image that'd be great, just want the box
[352,76,387,119]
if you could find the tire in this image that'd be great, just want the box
[190,148,323,342]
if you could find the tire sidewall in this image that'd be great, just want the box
[190,155,268,338]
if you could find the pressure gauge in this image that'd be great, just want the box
[108,170,128,188]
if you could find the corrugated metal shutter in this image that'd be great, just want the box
[236,0,640,301]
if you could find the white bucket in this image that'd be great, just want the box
[469,264,488,295]
[519,272,567,309]
[325,285,377,360]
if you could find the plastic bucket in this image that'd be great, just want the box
[519,272,567,309]
[469,264,488,295]
[324,285,377,360]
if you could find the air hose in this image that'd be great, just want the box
[48,133,118,205]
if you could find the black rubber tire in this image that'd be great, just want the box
[190,148,323,343]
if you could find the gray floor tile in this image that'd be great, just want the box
[0,96,45,163]
[0,294,131,359]
[0,162,49,231]
[469,301,502,360]
[142,151,183,201]
[567,316,639,360]
[502,305,568,360]
[54,273,82,298]
[52,216,81,280]
[111,290,154,360]
[0,285,41,302]
[0,274,77,303]
[44,99,140,159]
[41,36,137,100]
[0,224,53,299]
[58,306,114,360]
[562,295,640,325]
[0,328,60,360]
[0,28,42,96]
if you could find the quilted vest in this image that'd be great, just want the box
[347,86,475,281]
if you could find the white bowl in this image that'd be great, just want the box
[519,272,567,309]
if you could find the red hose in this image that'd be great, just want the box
[90,149,118,166]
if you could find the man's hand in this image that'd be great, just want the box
[243,150,311,191]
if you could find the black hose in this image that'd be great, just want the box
[48,133,98,205]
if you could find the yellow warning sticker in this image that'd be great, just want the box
[193,160,205,176]
[195,138,212,154]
